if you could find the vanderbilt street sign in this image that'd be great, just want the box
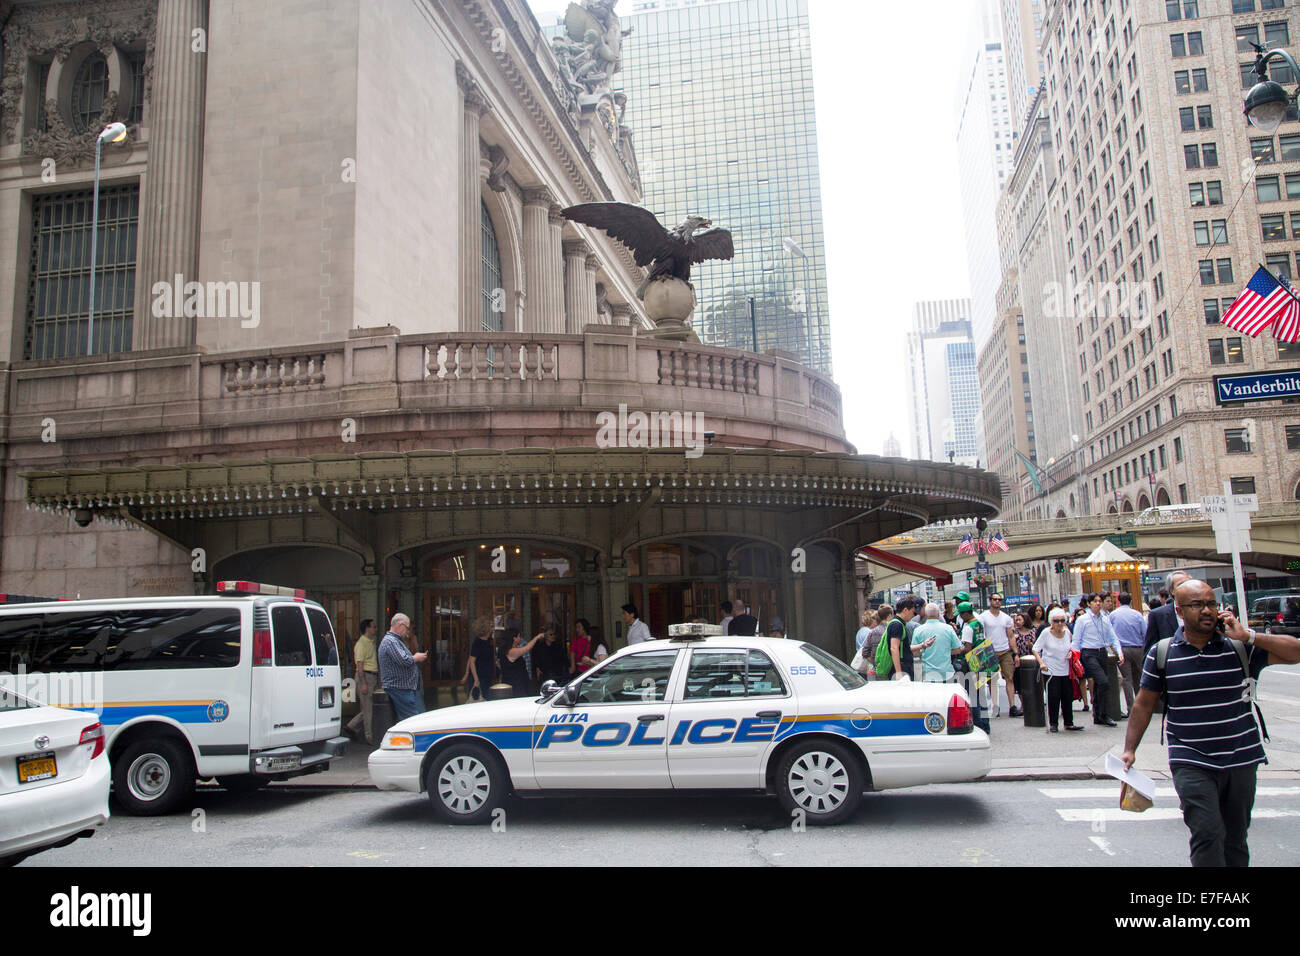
[1213,369,1300,404]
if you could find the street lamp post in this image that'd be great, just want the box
[1244,45,1300,132]
[87,122,128,357]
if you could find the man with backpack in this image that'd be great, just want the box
[1122,579,1300,866]
[875,598,916,680]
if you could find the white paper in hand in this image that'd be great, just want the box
[1105,752,1156,811]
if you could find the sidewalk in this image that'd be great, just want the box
[267,710,1300,790]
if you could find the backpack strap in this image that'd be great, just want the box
[1155,638,1172,745]
[1226,638,1269,743]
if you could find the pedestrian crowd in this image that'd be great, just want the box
[847,571,1300,868]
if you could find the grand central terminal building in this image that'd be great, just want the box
[0,0,998,687]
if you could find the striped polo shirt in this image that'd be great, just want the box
[1140,634,1268,771]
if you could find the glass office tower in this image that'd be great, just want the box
[614,0,832,375]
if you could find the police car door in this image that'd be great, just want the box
[305,606,343,740]
[667,647,790,789]
[255,603,318,749]
[532,648,680,789]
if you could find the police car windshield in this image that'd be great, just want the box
[800,644,866,690]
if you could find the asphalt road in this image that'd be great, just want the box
[21,774,1300,868]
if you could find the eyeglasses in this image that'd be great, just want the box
[1177,601,1218,611]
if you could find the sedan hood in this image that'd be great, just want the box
[390,694,549,735]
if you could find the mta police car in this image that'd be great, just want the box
[369,624,990,825]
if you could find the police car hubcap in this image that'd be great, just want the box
[438,756,490,814]
[788,751,848,813]
[127,753,171,800]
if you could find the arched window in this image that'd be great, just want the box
[71,52,109,132]
[480,200,503,332]
[1156,487,1171,506]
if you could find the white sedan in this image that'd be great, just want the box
[0,688,110,865]
[370,628,990,825]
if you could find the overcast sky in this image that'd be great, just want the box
[527,0,977,456]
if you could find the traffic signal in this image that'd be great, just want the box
[1054,560,1065,573]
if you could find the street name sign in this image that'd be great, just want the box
[1213,369,1300,405]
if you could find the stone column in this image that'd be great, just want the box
[583,254,601,326]
[522,188,556,333]
[457,63,490,333]
[563,240,591,334]
[133,0,209,350]
[359,572,382,638]
[547,204,566,330]
[600,560,629,650]
[610,303,633,327]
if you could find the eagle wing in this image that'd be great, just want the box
[562,203,674,266]
[689,228,735,264]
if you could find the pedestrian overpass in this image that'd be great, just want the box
[864,501,1300,592]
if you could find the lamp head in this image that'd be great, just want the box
[98,122,128,144]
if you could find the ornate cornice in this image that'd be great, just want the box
[456,59,491,115]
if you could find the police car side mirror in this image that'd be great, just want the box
[540,680,559,699]
[561,684,581,707]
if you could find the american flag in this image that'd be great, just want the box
[987,533,1011,553]
[1274,274,1300,343]
[1221,266,1297,337]
[957,534,975,556]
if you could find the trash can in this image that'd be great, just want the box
[1018,656,1045,728]
[1103,653,1123,719]
[371,690,395,743]
[487,682,513,701]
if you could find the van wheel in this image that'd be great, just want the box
[774,739,863,826]
[425,743,508,825]
[112,738,195,816]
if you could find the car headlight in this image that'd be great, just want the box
[381,732,414,750]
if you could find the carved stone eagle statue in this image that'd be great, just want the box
[561,202,734,299]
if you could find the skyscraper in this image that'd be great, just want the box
[615,0,832,375]
[906,299,981,466]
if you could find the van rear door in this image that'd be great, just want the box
[252,603,317,750]
[305,606,343,741]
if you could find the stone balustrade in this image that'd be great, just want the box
[0,327,849,454]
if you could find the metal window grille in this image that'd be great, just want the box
[70,53,109,132]
[34,61,50,133]
[480,200,503,333]
[127,52,146,125]
[25,184,138,359]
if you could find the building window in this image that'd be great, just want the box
[1282,134,1300,162]
[480,200,503,333]
[1180,106,1195,131]
[1197,104,1213,128]
[1179,483,1188,503]
[1225,427,1252,453]
[1209,338,1227,364]
[1258,175,1282,201]
[1287,173,1300,198]
[1237,23,1260,50]
[1263,214,1287,240]
[1175,437,1184,461]
[127,51,146,126]
[1192,68,1209,91]
[1203,143,1219,167]
[1204,298,1222,323]
[1267,21,1291,47]
[1230,477,1257,495]
[1253,137,1277,163]
[1267,253,1292,279]
[1287,424,1300,450]
[25,184,138,358]
[70,52,109,133]
[1281,339,1300,358]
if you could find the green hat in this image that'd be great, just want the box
[956,601,974,614]
[956,591,972,604]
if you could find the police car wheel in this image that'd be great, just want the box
[112,738,195,816]
[426,743,507,825]
[775,740,863,825]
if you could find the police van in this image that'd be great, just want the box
[0,581,347,815]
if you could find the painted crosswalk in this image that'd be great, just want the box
[1039,783,1300,824]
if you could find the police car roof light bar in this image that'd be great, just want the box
[217,580,307,599]
[668,622,724,641]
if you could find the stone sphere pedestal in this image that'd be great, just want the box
[642,277,698,342]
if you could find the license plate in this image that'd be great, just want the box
[17,752,57,784]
